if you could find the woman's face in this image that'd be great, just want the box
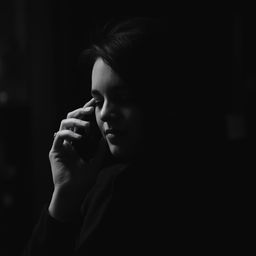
[91,58,144,160]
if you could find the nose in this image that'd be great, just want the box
[99,100,118,122]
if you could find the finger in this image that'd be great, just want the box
[59,118,90,131]
[67,106,94,119]
[67,107,94,119]
[52,129,82,150]
[66,98,95,119]
[83,98,96,108]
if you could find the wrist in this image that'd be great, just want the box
[48,187,83,222]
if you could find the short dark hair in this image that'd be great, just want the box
[81,17,171,98]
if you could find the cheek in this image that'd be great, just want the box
[95,113,104,133]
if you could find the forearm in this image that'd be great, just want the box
[23,185,89,256]
[49,186,86,222]
[23,205,81,256]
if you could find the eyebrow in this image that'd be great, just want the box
[91,87,131,97]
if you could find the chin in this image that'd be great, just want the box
[108,143,131,160]
[108,144,123,157]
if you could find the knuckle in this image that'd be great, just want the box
[53,131,59,138]
[67,108,83,118]
[67,112,72,118]
[60,119,70,129]
[60,119,66,127]
[49,150,54,160]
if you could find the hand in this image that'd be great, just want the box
[48,98,105,220]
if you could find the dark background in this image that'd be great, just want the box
[0,2,255,255]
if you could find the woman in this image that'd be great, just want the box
[23,17,175,255]
[23,15,247,255]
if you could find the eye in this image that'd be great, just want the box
[94,99,103,108]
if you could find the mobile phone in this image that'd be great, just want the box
[72,113,102,161]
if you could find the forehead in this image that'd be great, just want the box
[91,58,124,93]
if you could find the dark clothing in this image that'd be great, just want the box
[23,153,253,255]
[23,162,170,255]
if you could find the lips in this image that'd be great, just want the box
[104,128,124,143]
[105,128,121,136]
